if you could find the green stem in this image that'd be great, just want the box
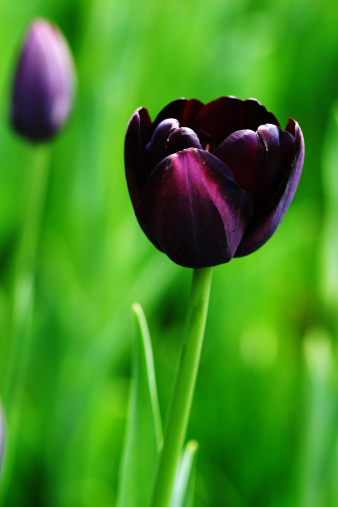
[150,267,212,507]
[0,146,49,504]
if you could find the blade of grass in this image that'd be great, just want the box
[297,327,334,507]
[170,440,199,507]
[117,302,162,507]
[320,100,338,306]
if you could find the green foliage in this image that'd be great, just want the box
[320,101,338,307]
[0,0,337,505]
[171,441,199,507]
[117,303,162,507]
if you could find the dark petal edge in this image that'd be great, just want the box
[152,98,205,132]
[235,119,304,257]
[195,96,280,147]
[124,107,163,251]
[124,107,152,210]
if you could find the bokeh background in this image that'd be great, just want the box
[1,0,338,505]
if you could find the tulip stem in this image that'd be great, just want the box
[150,266,212,507]
[0,145,49,504]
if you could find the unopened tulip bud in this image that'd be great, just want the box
[10,18,76,142]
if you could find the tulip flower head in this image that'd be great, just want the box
[125,97,304,268]
[11,18,76,143]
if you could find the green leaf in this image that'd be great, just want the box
[117,302,162,507]
[170,440,199,507]
[320,100,338,305]
[297,327,335,507]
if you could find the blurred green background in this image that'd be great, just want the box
[1,0,338,505]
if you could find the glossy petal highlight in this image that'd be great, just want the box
[136,149,253,268]
[145,119,202,172]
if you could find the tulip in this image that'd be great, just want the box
[10,18,75,142]
[125,97,304,268]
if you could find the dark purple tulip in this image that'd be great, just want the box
[11,18,76,143]
[125,97,304,268]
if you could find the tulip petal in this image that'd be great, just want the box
[243,98,280,132]
[235,120,304,256]
[160,127,202,162]
[180,99,205,127]
[125,107,152,210]
[145,118,180,171]
[195,97,280,147]
[144,120,202,172]
[254,124,295,207]
[152,98,204,131]
[125,107,164,251]
[136,148,253,268]
[285,119,305,199]
[213,129,262,199]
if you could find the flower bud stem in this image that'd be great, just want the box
[0,146,49,504]
[150,266,212,507]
